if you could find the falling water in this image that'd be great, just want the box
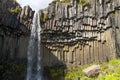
[36,13,42,80]
[26,13,42,80]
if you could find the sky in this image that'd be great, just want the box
[17,0,53,11]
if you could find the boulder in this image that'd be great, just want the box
[82,65,101,77]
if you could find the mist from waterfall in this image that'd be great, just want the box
[26,13,42,80]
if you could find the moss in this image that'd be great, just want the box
[110,12,115,17]
[50,0,71,4]
[78,0,89,7]
[61,0,71,3]
[50,0,89,6]
[43,13,48,22]
[40,12,48,23]
[9,6,21,14]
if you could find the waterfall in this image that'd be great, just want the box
[26,14,36,80]
[36,13,42,80]
[26,13,42,80]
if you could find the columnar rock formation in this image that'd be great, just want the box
[0,0,34,60]
[39,0,120,67]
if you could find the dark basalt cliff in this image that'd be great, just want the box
[39,0,120,67]
[0,0,34,61]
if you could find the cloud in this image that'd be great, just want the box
[17,0,53,11]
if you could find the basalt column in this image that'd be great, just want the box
[0,0,34,61]
[39,0,120,67]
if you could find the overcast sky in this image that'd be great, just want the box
[17,0,53,11]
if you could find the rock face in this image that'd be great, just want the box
[39,0,120,67]
[0,0,34,61]
[83,65,101,77]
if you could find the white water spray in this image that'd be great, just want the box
[26,14,36,80]
[36,13,42,80]
[26,13,42,80]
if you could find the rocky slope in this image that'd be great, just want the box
[0,0,34,61]
[39,0,120,67]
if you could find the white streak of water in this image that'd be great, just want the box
[26,13,42,80]
[36,13,42,80]
[26,14,36,80]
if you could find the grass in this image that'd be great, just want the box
[1,59,120,80]
[64,59,120,80]
[47,59,120,80]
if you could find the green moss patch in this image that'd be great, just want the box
[78,0,89,7]
[9,6,21,14]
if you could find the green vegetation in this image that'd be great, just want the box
[8,0,21,14]
[9,6,21,14]
[1,59,120,80]
[43,66,65,80]
[78,0,89,6]
[40,12,48,23]
[65,59,120,80]
[50,0,89,7]
[65,65,91,80]
[0,61,27,80]
[109,12,115,17]
[49,68,64,77]
[43,13,48,22]
[46,59,120,80]
[50,0,71,4]
[61,0,71,3]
